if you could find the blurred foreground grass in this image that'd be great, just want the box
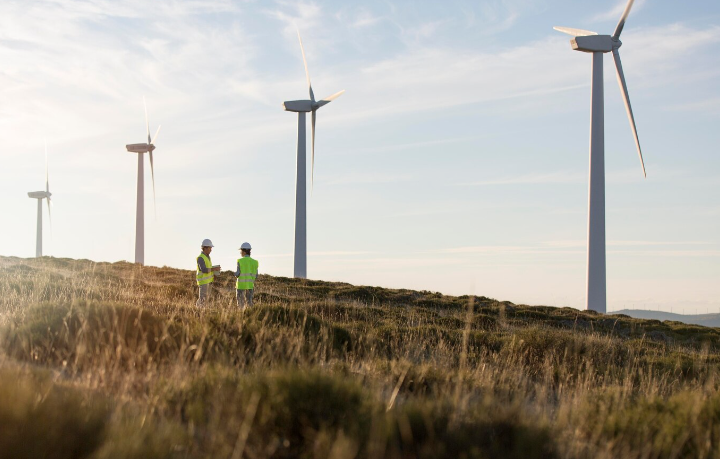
[1,255,720,459]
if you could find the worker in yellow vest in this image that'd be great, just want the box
[196,238,221,307]
[234,242,259,309]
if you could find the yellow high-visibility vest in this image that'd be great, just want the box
[236,257,258,290]
[196,253,214,286]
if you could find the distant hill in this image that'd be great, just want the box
[614,309,720,328]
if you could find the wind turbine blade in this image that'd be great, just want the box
[297,29,315,103]
[612,49,646,177]
[149,150,157,215]
[316,89,346,108]
[613,0,636,39]
[45,141,49,193]
[143,96,151,143]
[311,110,316,194]
[46,196,52,232]
[322,89,345,102]
[45,148,52,234]
[152,125,162,144]
[553,26,598,37]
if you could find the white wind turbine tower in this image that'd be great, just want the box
[125,98,161,265]
[283,31,344,278]
[555,0,647,313]
[27,144,52,257]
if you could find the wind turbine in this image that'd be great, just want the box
[555,0,646,313]
[125,98,161,265]
[27,144,52,257]
[282,31,344,279]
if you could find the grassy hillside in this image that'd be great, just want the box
[2,255,720,459]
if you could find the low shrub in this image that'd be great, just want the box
[3,300,185,370]
[0,367,108,459]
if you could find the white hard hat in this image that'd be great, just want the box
[201,238,214,247]
[239,242,252,250]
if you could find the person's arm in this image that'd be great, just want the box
[234,261,241,278]
[197,256,209,273]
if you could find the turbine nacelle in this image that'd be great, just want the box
[125,143,156,153]
[27,191,51,199]
[283,97,340,112]
[283,100,314,113]
[570,35,621,53]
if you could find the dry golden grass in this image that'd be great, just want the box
[2,255,720,458]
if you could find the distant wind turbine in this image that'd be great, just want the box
[125,98,161,265]
[283,30,345,279]
[554,0,647,313]
[27,144,52,257]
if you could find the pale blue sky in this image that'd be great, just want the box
[1,0,718,312]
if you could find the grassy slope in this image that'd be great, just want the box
[1,255,720,459]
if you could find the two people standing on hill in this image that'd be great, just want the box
[196,238,259,309]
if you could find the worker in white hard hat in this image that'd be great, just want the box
[196,238,221,307]
[234,242,259,309]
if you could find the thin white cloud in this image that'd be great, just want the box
[458,171,584,186]
[437,240,718,256]
[262,251,374,258]
[610,250,720,257]
[391,202,508,218]
[437,245,581,255]
[2,4,718,156]
[334,6,386,29]
[4,11,707,158]
[591,0,648,24]
[352,14,384,29]
[264,1,325,47]
[312,24,717,129]
[400,19,452,44]
[324,172,413,186]
[476,1,522,34]
[350,136,474,154]
[545,240,715,248]
[542,240,585,248]
[665,97,720,114]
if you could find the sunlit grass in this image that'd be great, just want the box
[1,255,720,458]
